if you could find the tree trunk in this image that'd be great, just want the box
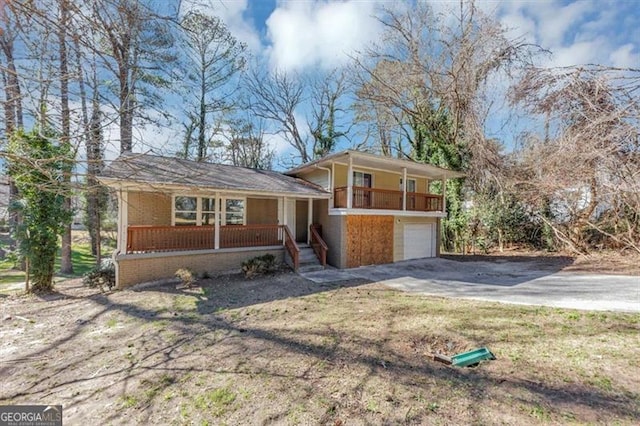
[120,83,133,152]
[197,58,206,161]
[58,0,73,274]
[1,21,24,270]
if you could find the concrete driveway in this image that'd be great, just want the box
[301,257,640,312]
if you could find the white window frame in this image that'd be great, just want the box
[220,196,246,226]
[172,195,219,226]
[400,178,417,193]
[353,170,373,188]
[200,196,217,226]
[173,195,199,226]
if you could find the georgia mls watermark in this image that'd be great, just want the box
[0,405,62,426]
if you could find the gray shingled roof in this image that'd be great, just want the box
[99,153,329,196]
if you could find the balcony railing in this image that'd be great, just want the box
[333,186,443,212]
[126,224,285,254]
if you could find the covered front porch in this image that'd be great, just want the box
[115,189,329,269]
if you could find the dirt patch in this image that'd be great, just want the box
[1,273,638,425]
[443,248,640,276]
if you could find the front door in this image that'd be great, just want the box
[295,200,308,243]
[285,198,296,239]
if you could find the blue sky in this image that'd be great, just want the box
[89,0,637,162]
[168,0,639,160]
[204,0,639,72]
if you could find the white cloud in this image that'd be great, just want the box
[181,0,262,52]
[546,39,605,68]
[500,11,537,44]
[609,43,639,68]
[494,0,638,69]
[532,0,595,48]
[265,0,383,72]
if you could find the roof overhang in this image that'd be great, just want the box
[97,176,332,199]
[286,150,465,180]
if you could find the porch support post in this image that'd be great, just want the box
[277,197,284,224]
[307,198,313,244]
[347,156,353,209]
[282,196,288,246]
[402,167,407,211]
[214,192,220,249]
[118,189,128,253]
[442,177,447,212]
[331,161,335,208]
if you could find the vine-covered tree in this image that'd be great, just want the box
[6,129,73,292]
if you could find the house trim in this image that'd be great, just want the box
[329,208,446,217]
[100,179,331,200]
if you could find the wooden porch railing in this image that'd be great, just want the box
[127,225,214,253]
[334,186,348,208]
[309,224,327,267]
[126,224,285,254]
[406,192,443,212]
[283,225,299,271]
[333,186,443,212]
[220,224,283,248]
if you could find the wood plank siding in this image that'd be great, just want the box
[346,215,394,267]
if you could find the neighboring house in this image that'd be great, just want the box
[98,150,463,288]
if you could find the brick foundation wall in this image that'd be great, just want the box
[116,248,284,288]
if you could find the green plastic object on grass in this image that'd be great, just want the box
[451,347,496,367]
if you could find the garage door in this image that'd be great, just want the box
[404,223,436,260]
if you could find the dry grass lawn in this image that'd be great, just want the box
[1,270,638,425]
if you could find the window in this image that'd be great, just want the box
[225,199,244,225]
[173,196,245,226]
[201,198,216,225]
[353,171,372,187]
[174,196,197,226]
[400,178,417,193]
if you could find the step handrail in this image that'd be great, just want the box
[282,225,299,271]
[309,224,328,267]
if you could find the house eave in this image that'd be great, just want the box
[286,150,465,180]
[97,177,331,199]
[329,208,447,218]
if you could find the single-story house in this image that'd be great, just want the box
[98,150,463,288]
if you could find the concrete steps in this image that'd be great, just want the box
[297,245,325,273]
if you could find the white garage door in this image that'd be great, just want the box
[404,223,436,260]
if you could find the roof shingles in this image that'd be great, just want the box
[99,153,328,196]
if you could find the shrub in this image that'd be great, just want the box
[175,268,195,287]
[83,263,116,291]
[241,254,276,278]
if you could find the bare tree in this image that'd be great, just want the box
[244,67,352,165]
[89,0,177,153]
[244,68,309,163]
[353,0,541,181]
[309,69,352,158]
[0,2,24,241]
[179,11,246,162]
[0,3,23,134]
[510,65,640,253]
[57,0,73,273]
[222,117,273,170]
